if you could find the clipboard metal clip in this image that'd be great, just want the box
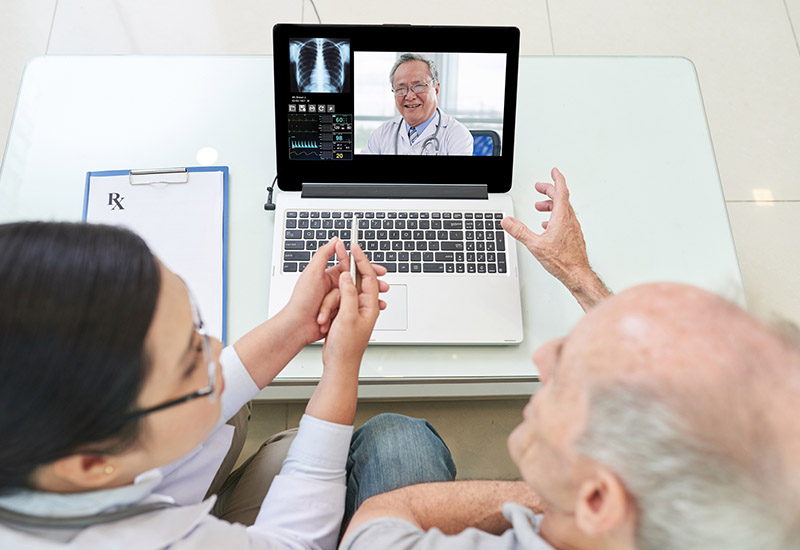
[129,168,189,185]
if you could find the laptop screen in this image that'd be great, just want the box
[273,24,520,192]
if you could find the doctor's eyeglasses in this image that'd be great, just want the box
[392,79,435,96]
[125,290,217,420]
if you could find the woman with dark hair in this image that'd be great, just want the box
[0,222,456,549]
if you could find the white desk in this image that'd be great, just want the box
[0,55,743,399]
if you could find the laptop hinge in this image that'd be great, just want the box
[301,183,488,200]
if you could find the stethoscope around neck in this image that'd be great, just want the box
[394,107,442,155]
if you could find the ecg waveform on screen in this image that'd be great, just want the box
[288,113,353,161]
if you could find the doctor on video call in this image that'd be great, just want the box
[362,53,473,156]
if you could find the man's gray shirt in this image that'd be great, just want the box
[341,503,555,550]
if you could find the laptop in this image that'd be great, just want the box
[268,23,524,345]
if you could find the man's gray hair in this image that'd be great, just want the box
[389,53,439,86]
[575,383,799,550]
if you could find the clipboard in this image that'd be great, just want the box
[83,167,229,344]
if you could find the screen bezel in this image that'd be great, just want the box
[273,24,520,193]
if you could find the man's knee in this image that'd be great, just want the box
[351,413,456,483]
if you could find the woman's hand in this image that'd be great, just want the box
[282,238,387,346]
[305,242,380,425]
[321,242,380,374]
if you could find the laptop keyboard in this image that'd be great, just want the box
[282,210,507,275]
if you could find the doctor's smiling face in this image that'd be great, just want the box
[393,60,440,128]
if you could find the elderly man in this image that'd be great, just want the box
[362,53,473,155]
[340,168,800,549]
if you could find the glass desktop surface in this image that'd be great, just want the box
[0,55,742,398]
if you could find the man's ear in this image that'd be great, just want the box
[38,454,122,492]
[574,466,633,536]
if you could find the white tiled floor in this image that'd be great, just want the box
[2,0,799,478]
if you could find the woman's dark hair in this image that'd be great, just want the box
[0,222,160,493]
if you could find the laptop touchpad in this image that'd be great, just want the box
[374,284,408,331]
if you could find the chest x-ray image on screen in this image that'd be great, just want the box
[289,38,351,93]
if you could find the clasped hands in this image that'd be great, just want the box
[283,239,389,370]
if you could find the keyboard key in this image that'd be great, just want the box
[285,229,302,239]
[449,231,463,240]
[303,230,315,240]
[443,212,452,219]
[456,264,465,273]
[283,262,298,272]
[321,211,330,218]
[375,262,397,273]
[380,241,390,251]
[386,252,397,261]
[310,212,320,218]
[435,252,455,262]
[488,264,497,273]
[287,211,298,218]
[284,251,311,261]
[477,264,487,273]
[285,240,304,250]
[411,252,421,261]
[494,213,503,219]
[428,241,440,251]
[299,211,309,218]
[416,241,427,251]
[399,252,410,261]
[332,212,342,218]
[399,263,410,273]
[423,252,434,262]
[443,220,463,229]
[286,219,297,229]
[299,219,310,228]
[411,263,422,273]
[446,263,455,273]
[423,263,444,273]
[374,252,385,261]
[467,264,476,273]
[440,242,464,251]
[305,241,317,250]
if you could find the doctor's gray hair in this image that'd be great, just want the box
[390,53,439,86]
[574,382,799,550]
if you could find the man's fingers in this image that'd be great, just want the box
[378,280,390,293]
[535,200,553,212]
[379,299,387,310]
[534,181,555,200]
[502,216,540,248]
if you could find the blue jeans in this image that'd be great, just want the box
[343,413,457,526]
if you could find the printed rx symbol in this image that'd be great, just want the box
[108,193,125,210]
